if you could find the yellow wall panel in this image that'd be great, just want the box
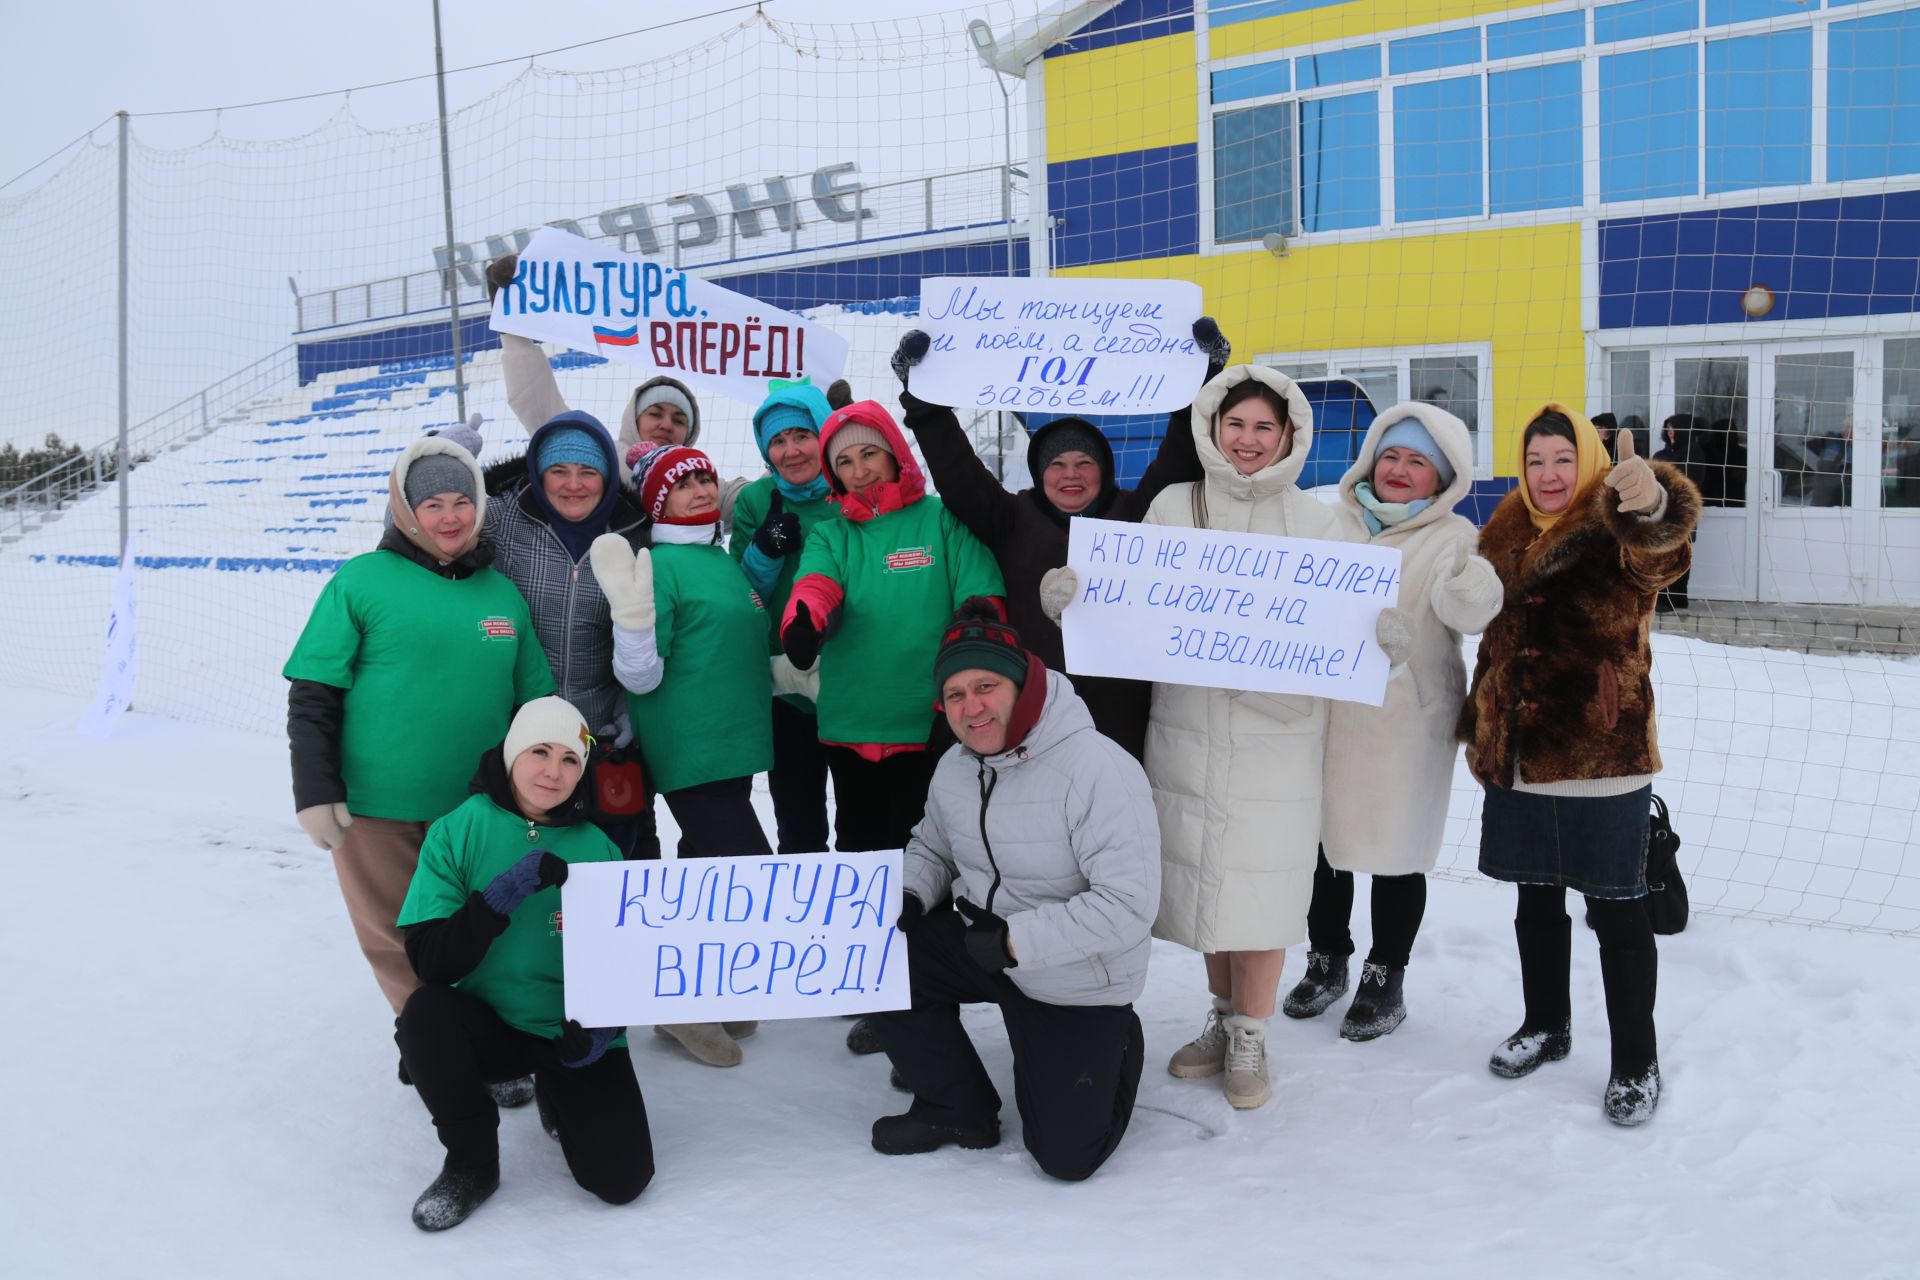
[1046,33,1201,164]
[1210,0,1541,62]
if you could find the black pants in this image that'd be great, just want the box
[824,747,939,853]
[769,698,831,854]
[873,909,1145,1182]
[661,775,773,859]
[1305,846,1428,968]
[394,985,653,1204]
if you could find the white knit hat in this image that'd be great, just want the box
[502,696,594,768]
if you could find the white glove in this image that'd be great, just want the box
[297,801,353,851]
[1375,607,1413,665]
[590,535,655,632]
[770,655,821,701]
[1038,565,1080,624]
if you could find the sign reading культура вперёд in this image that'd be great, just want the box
[489,226,849,407]
[560,851,910,1028]
[906,276,1208,415]
[1061,517,1402,707]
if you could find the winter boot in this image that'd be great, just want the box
[1221,1015,1272,1110]
[1167,996,1234,1078]
[1490,912,1574,1079]
[410,1158,500,1232]
[654,1022,743,1068]
[870,1109,1000,1156]
[722,1021,759,1040]
[534,1083,561,1143]
[1600,944,1661,1126]
[1282,952,1350,1019]
[1340,962,1407,1042]
[845,1015,886,1055]
[487,1076,536,1109]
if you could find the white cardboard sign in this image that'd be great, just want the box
[1060,517,1402,706]
[560,851,909,1027]
[908,276,1207,414]
[490,226,849,407]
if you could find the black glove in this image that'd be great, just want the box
[783,600,823,671]
[896,892,925,935]
[555,1019,620,1069]
[752,509,803,559]
[1192,316,1230,374]
[486,253,519,302]
[480,849,569,917]
[955,897,1016,974]
[890,330,932,390]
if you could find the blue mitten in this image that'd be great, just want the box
[481,849,569,917]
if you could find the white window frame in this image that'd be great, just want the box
[1253,341,1497,479]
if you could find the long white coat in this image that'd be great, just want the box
[1322,403,1504,876]
[1143,365,1363,954]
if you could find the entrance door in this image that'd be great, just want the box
[1653,351,1755,601]
[1756,342,1868,605]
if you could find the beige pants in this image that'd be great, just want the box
[332,814,430,1015]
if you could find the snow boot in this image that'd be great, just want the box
[654,1022,743,1067]
[1282,952,1350,1019]
[410,1158,499,1232]
[722,1021,759,1040]
[487,1076,536,1109]
[845,1015,885,1055]
[1222,1015,1272,1110]
[1490,912,1573,1079]
[1600,944,1661,1126]
[889,1065,910,1093]
[1340,962,1407,1042]
[1167,996,1234,1078]
[871,1109,1000,1156]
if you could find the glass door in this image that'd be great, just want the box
[1756,343,1868,605]
[1647,350,1755,602]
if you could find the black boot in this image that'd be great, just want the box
[1340,962,1407,1041]
[871,1109,1000,1156]
[534,1081,561,1142]
[487,1076,535,1109]
[1600,944,1661,1126]
[846,1015,886,1055]
[410,1158,500,1232]
[1490,912,1573,1078]
[1282,952,1350,1019]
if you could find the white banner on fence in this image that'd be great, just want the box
[1060,517,1402,706]
[490,226,849,407]
[78,540,137,739]
[908,276,1207,415]
[560,851,910,1027]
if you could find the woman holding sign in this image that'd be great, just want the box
[1288,404,1504,1039]
[1459,407,1699,1126]
[1132,366,1363,1110]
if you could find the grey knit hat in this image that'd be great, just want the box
[404,453,477,508]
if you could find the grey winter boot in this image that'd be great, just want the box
[1282,952,1350,1019]
[654,1022,743,1067]
[1167,996,1235,1078]
[1221,1014,1272,1110]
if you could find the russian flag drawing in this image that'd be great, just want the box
[592,324,640,347]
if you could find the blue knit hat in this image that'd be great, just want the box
[752,379,833,458]
[1376,419,1455,488]
[534,425,610,478]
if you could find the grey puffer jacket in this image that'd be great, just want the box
[903,668,1161,1007]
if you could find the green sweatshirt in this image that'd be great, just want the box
[729,475,836,713]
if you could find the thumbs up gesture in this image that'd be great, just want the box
[1602,423,1662,515]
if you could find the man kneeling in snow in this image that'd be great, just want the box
[871,599,1160,1181]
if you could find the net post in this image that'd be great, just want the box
[431,0,468,422]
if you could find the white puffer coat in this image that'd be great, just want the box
[1322,403,1504,876]
[1143,365,1364,954]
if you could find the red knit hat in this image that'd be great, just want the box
[630,443,718,524]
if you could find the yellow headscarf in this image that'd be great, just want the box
[1517,401,1612,532]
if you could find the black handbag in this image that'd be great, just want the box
[1643,793,1689,935]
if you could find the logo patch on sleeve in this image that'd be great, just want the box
[884,545,935,573]
[478,616,518,640]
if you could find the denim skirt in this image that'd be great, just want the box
[1478,783,1652,899]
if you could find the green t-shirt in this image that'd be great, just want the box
[795,496,1004,747]
[628,542,775,795]
[396,793,624,1041]
[283,551,556,821]
[730,477,837,714]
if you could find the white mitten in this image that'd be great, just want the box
[1038,565,1080,624]
[590,535,655,632]
[296,801,353,851]
[1375,607,1414,665]
[770,655,821,701]
[1602,426,1664,516]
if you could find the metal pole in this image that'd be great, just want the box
[116,110,130,558]
[432,0,468,421]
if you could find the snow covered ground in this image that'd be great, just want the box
[2,684,1915,1278]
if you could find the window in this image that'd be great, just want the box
[1706,29,1812,194]
[1594,0,1695,45]
[1299,92,1380,231]
[1601,44,1700,201]
[1395,76,1482,222]
[1828,9,1920,182]
[1705,0,1809,26]
[1409,356,1481,446]
[1884,338,1920,509]
[1608,350,1653,459]
[1297,45,1380,90]
[1263,345,1492,473]
[1213,104,1295,243]
[1488,62,1583,214]
[1213,61,1291,104]
[1486,11,1585,60]
[1390,29,1479,75]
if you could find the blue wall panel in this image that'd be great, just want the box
[1044,0,1193,57]
[1048,143,1202,268]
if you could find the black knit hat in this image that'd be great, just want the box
[934,597,1029,693]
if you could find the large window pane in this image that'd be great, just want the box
[1706,0,1810,25]
[1489,62,1584,213]
[1395,76,1482,222]
[1594,0,1695,45]
[1772,352,1854,508]
[1213,61,1291,104]
[1390,28,1480,75]
[1296,45,1380,90]
[1885,338,1920,509]
[1829,9,1920,182]
[1705,29,1812,194]
[1601,45,1699,202]
[1213,105,1295,244]
[1487,11,1586,61]
[1299,91,1380,231]
[1608,349,1653,460]
[1675,356,1750,507]
[1410,356,1481,454]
